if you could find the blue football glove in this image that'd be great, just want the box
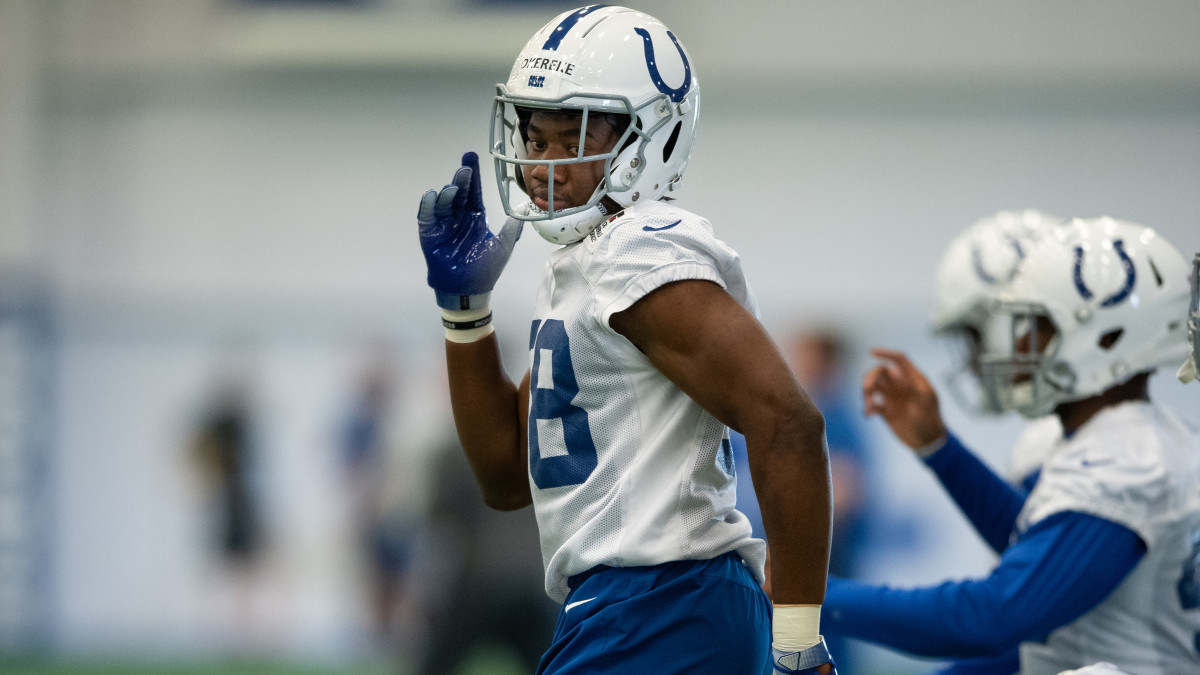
[418,151,523,311]
[772,639,838,674]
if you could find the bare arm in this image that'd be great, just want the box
[417,152,528,511]
[445,333,532,511]
[610,279,832,605]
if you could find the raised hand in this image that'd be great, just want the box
[418,151,523,311]
[861,348,948,454]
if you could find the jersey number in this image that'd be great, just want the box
[528,319,597,489]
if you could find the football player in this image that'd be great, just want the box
[416,6,834,674]
[919,209,1063,675]
[825,217,1200,674]
[932,210,1063,490]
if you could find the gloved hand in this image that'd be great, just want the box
[771,639,838,674]
[418,151,523,312]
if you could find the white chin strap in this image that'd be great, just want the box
[530,203,608,245]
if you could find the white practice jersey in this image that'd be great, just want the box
[525,200,767,603]
[1006,414,1062,488]
[1015,401,1200,674]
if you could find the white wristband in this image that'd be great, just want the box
[915,434,949,459]
[442,307,494,344]
[772,604,821,651]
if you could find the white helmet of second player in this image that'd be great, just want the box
[932,209,1061,413]
[490,5,700,245]
[979,216,1191,418]
[932,210,1062,334]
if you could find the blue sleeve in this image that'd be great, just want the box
[931,648,1021,675]
[821,511,1146,658]
[924,433,1027,554]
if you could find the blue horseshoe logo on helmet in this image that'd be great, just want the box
[1073,239,1136,307]
[971,234,1025,285]
[634,27,692,103]
[542,5,609,51]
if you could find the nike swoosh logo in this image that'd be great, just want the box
[1081,458,1115,468]
[564,596,597,612]
[642,219,681,232]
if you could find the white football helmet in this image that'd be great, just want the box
[931,209,1062,413]
[490,5,700,245]
[979,217,1191,418]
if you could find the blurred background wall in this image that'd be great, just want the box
[1,0,1198,673]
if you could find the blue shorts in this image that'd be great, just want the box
[536,551,771,675]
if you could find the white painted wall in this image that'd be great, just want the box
[4,0,1199,669]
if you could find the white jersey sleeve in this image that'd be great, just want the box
[1005,414,1061,487]
[586,203,758,326]
[526,200,765,602]
[1015,401,1200,674]
[1016,403,1183,547]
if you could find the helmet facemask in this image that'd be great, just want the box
[939,315,1033,416]
[977,217,1190,407]
[491,88,663,244]
[930,210,1062,416]
[978,302,1076,418]
[491,5,700,245]
[938,323,997,415]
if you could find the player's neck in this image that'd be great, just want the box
[600,196,624,217]
[1055,372,1151,436]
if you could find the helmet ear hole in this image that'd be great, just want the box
[662,121,682,163]
[1099,329,1124,351]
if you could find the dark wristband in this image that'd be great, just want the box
[442,312,493,331]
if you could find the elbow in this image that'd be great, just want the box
[780,390,828,459]
[460,440,532,511]
[963,631,1022,658]
[743,388,828,463]
[941,605,1040,657]
[798,397,827,453]
[480,483,532,512]
[981,618,1052,656]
